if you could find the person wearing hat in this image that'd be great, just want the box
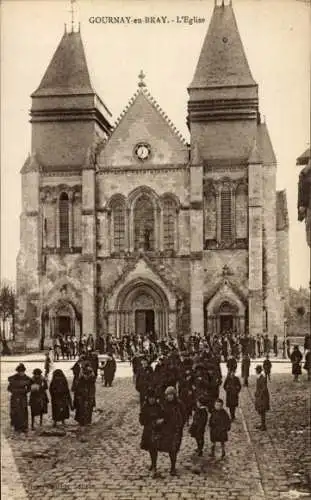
[139,388,164,478]
[254,365,270,430]
[155,386,186,476]
[290,345,303,382]
[7,364,32,432]
[29,368,49,430]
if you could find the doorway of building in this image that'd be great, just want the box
[57,316,71,336]
[135,309,155,335]
[220,315,233,333]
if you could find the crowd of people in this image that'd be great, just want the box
[7,330,311,479]
[7,348,117,434]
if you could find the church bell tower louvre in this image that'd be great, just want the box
[16,23,113,351]
[187,0,289,338]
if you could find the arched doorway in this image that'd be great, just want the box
[114,280,169,338]
[42,300,82,343]
[218,301,239,334]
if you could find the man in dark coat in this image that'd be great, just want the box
[273,335,278,357]
[189,397,208,456]
[103,353,117,387]
[241,353,251,386]
[303,350,311,381]
[290,345,303,381]
[136,359,154,406]
[254,365,269,430]
[227,356,237,374]
[223,371,241,421]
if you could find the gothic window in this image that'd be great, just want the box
[134,195,155,251]
[221,186,232,242]
[204,185,217,241]
[235,183,248,239]
[59,192,69,248]
[112,200,125,253]
[163,198,176,251]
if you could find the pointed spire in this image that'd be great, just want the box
[32,30,94,96]
[20,153,41,174]
[190,2,256,89]
[248,138,262,165]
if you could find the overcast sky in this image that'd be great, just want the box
[1,0,310,289]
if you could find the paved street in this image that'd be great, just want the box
[1,367,310,500]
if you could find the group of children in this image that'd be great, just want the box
[189,397,231,458]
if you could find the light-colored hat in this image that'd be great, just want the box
[164,386,176,395]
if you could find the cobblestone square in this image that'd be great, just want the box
[1,372,310,500]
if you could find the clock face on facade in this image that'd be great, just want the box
[134,143,151,161]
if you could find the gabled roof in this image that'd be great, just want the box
[190,3,256,89]
[111,88,187,146]
[104,253,186,300]
[32,30,94,97]
[97,87,188,167]
[276,190,289,231]
[20,153,41,174]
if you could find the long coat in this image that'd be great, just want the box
[223,375,241,408]
[290,350,303,375]
[74,369,96,425]
[156,398,186,454]
[29,376,49,417]
[304,351,311,371]
[104,358,117,384]
[241,356,251,378]
[8,373,31,431]
[209,408,231,443]
[49,377,73,422]
[255,374,270,413]
[189,406,208,440]
[139,401,165,451]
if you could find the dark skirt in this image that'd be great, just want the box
[74,396,93,426]
[10,394,28,431]
[51,395,71,422]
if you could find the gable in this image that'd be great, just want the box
[97,90,188,168]
[107,256,178,311]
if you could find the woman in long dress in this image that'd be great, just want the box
[7,363,32,432]
[29,368,49,429]
[49,369,73,426]
[74,363,96,427]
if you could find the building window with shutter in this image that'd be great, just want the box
[59,192,69,248]
[163,199,176,251]
[221,187,232,242]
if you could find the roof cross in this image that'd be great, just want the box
[138,70,146,88]
[69,0,77,33]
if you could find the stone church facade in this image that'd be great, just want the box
[16,1,289,350]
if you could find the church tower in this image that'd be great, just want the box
[16,26,112,350]
[187,0,287,337]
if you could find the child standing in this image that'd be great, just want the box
[99,361,105,385]
[189,397,208,456]
[209,398,231,459]
[263,355,272,381]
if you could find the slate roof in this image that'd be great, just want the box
[190,3,256,89]
[32,31,94,96]
[276,190,289,231]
